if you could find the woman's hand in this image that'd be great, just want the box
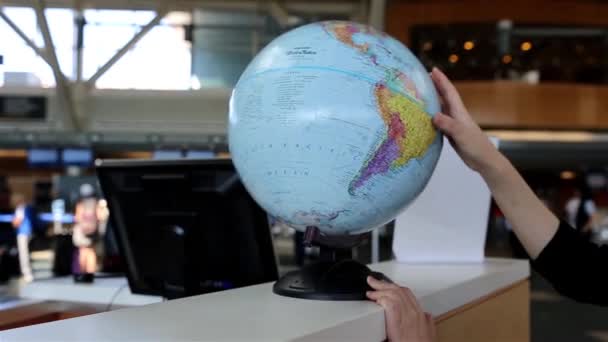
[367,276,436,342]
[429,67,559,259]
[430,67,504,175]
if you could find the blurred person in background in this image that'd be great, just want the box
[11,193,33,282]
[0,177,9,209]
[51,195,66,236]
[565,178,598,240]
[51,193,73,277]
[72,184,100,282]
[95,199,109,266]
[96,199,109,236]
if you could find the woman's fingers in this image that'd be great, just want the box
[375,297,395,315]
[430,67,467,119]
[368,283,436,342]
[399,286,423,312]
[432,112,462,140]
[366,290,381,300]
[367,276,398,290]
[369,291,405,314]
[367,285,422,313]
[367,289,403,309]
[367,289,403,305]
[366,276,424,316]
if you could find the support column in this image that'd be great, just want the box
[34,0,80,130]
[368,0,386,30]
[0,9,51,66]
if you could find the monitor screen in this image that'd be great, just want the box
[62,148,93,166]
[0,95,47,119]
[96,159,278,299]
[185,150,214,159]
[28,148,59,167]
[153,150,182,160]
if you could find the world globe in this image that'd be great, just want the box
[229,21,443,236]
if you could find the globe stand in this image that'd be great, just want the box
[273,226,391,300]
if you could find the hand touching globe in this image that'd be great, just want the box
[229,21,442,236]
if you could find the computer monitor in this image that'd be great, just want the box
[96,158,278,299]
[28,148,59,167]
[62,148,93,167]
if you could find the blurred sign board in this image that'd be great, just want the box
[0,95,46,119]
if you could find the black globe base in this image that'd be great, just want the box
[272,226,391,300]
[273,259,390,300]
[273,226,391,300]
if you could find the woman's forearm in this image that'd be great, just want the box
[480,152,559,259]
[429,67,560,260]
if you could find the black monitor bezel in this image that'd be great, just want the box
[96,158,279,297]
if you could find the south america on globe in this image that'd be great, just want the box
[229,21,443,236]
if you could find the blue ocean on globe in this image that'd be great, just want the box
[229,21,443,235]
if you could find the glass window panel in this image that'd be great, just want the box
[162,11,192,26]
[0,7,52,87]
[82,9,191,89]
[84,9,155,26]
[82,24,137,79]
[3,7,38,37]
[93,24,191,90]
[45,8,75,79]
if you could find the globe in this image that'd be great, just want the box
[229,21,443,236]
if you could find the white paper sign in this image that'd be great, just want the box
[392,137,496,263]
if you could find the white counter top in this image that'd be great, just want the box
[19,276,163,307]
[2,258,529,341]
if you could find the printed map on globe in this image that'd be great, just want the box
[229,21,443,235]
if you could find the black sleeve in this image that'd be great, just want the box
[532,220,608,306]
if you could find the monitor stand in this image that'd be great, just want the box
[273,226,391,300]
